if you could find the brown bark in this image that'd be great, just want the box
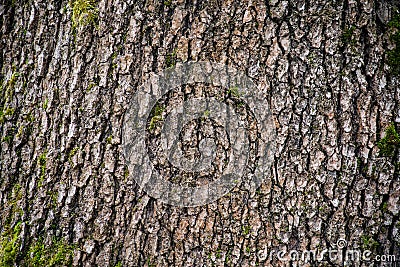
[1,0,399,266]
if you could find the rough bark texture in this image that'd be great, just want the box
[1,0,400,266]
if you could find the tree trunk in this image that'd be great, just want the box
[1,0,399,266]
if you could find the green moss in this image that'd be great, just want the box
[110,52,118,75]
[382,201,388,212]
[164,0,172,6]
[342,26,356,45]
[111,51,117,61]
[26,237,74,267]
[148,104,164,131]
[227,86,245,107]
[0,107,15,124]
[224,249,231,264]
[71,0,98,29]
[0,221,22,266]
[38,150,47,187]
[215,249,222,259]
[6,71,19,92]
[25,112,35,122]
[42,98,48,110]
[5,184,23,226]
[165,50,177,68]
[124,168,129,179]
[1,71,19,105]
[387,13,400,74]
[1,135,13,145]
[68,147,80,166]
[86,82,96,92]
[16,125,24,138]
[377,123,400,157]
[227,86,242,98]
[46,191,58,208]
[0,70,19,124]
[1,183,23,263]
[4,184,23,235]
[146,258,155,267]
[10,184,23,210]
[242,225,251,235]
[361,235,380,250]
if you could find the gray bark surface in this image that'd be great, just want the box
[1,0,399,266]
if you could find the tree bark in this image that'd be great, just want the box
[1,0,400,266]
